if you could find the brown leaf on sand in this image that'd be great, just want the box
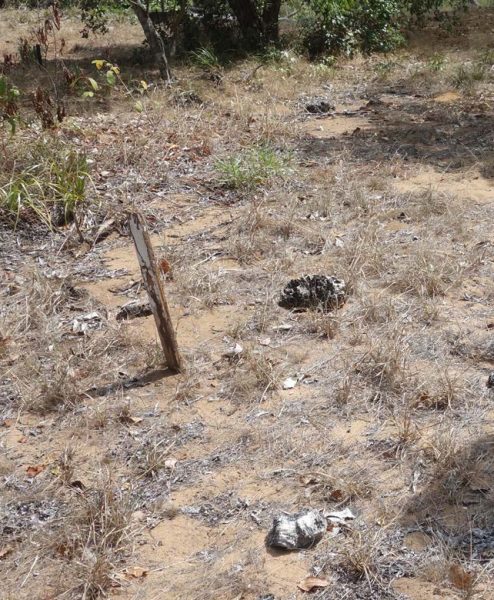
[297,576,330,592]
[26,464,45,477]
[449,563,473,590]
[122,566,148,579]
[159,258,172,275]
[0,546,13,560]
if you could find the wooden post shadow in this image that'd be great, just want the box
[128,212,183,373]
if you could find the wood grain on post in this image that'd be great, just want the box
[128,212,182,373]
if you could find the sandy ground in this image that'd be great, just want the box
[1,5,494,600]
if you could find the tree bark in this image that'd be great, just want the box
[130,0,172,81]
[262,0,282,44]
[227,0,263,47]
[227,0,282,47]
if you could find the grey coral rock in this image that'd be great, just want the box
[266,509,327,550]
[279,275,347,311]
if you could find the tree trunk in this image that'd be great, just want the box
[227,0,263,47]
[130,0,172,81]
[227,0,282,47]
[262,0,281,44]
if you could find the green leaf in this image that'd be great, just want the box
[83,91,94,98]
[134,100,143,113]
[8,116,17,135]
[87,77,99,91]
[92,59,105,70]
[140,80,148,91]
[106,70,116,86]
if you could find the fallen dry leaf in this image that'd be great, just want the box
[297,576,330,592]
[159,258,172,274]
[26,464,45,477]
[1,419,14,428]
[329,489,344,501]
[449,563,473,590]
[0,546,13,560]
[123,566,148,579]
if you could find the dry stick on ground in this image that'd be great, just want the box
[129,212,183,373]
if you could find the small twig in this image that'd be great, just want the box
[20,555,39,588]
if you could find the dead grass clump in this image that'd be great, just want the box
[389,245,461,298]
[339,527,386,584]
[134,439,176,478]
[356,332,411,395]
[175,553,266,600]
[354,291,400,326]
[175,268,227,309]
[245,294,280,334]
[34,364,80,414]
[452,61,488,92]
[224,346,280,403]
[226,201,280,264]
[301,464,374,504]
[412,369,466,411]
[10,272,87,335]
[305,162,388,220]
[333,373,359,408]
[390,408,422,452]
[337,221,392,279]
[47,476,134,598]
[422,432,494,504]
[404,187,450,220]
[173,363,202,405]
[299,310,339,339]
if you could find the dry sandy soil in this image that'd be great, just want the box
[1,5,494,600]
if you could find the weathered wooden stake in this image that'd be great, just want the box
[129,212,183,373]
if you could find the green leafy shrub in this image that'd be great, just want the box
[0,76,20,134]
[301,0,403,59]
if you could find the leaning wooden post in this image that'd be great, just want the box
[128,212,183,373]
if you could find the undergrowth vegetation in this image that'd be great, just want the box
[0,139,90,229]
[215,146,289,189]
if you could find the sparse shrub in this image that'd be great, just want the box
[0,138,89,229]
[0,75,20,134]
[215,146,287,190]
[452,61,488,90]
[191,46,224,81]
[427,52,447,71]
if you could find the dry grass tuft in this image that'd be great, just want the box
[356,331,411,395]
[390,244,462,298]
